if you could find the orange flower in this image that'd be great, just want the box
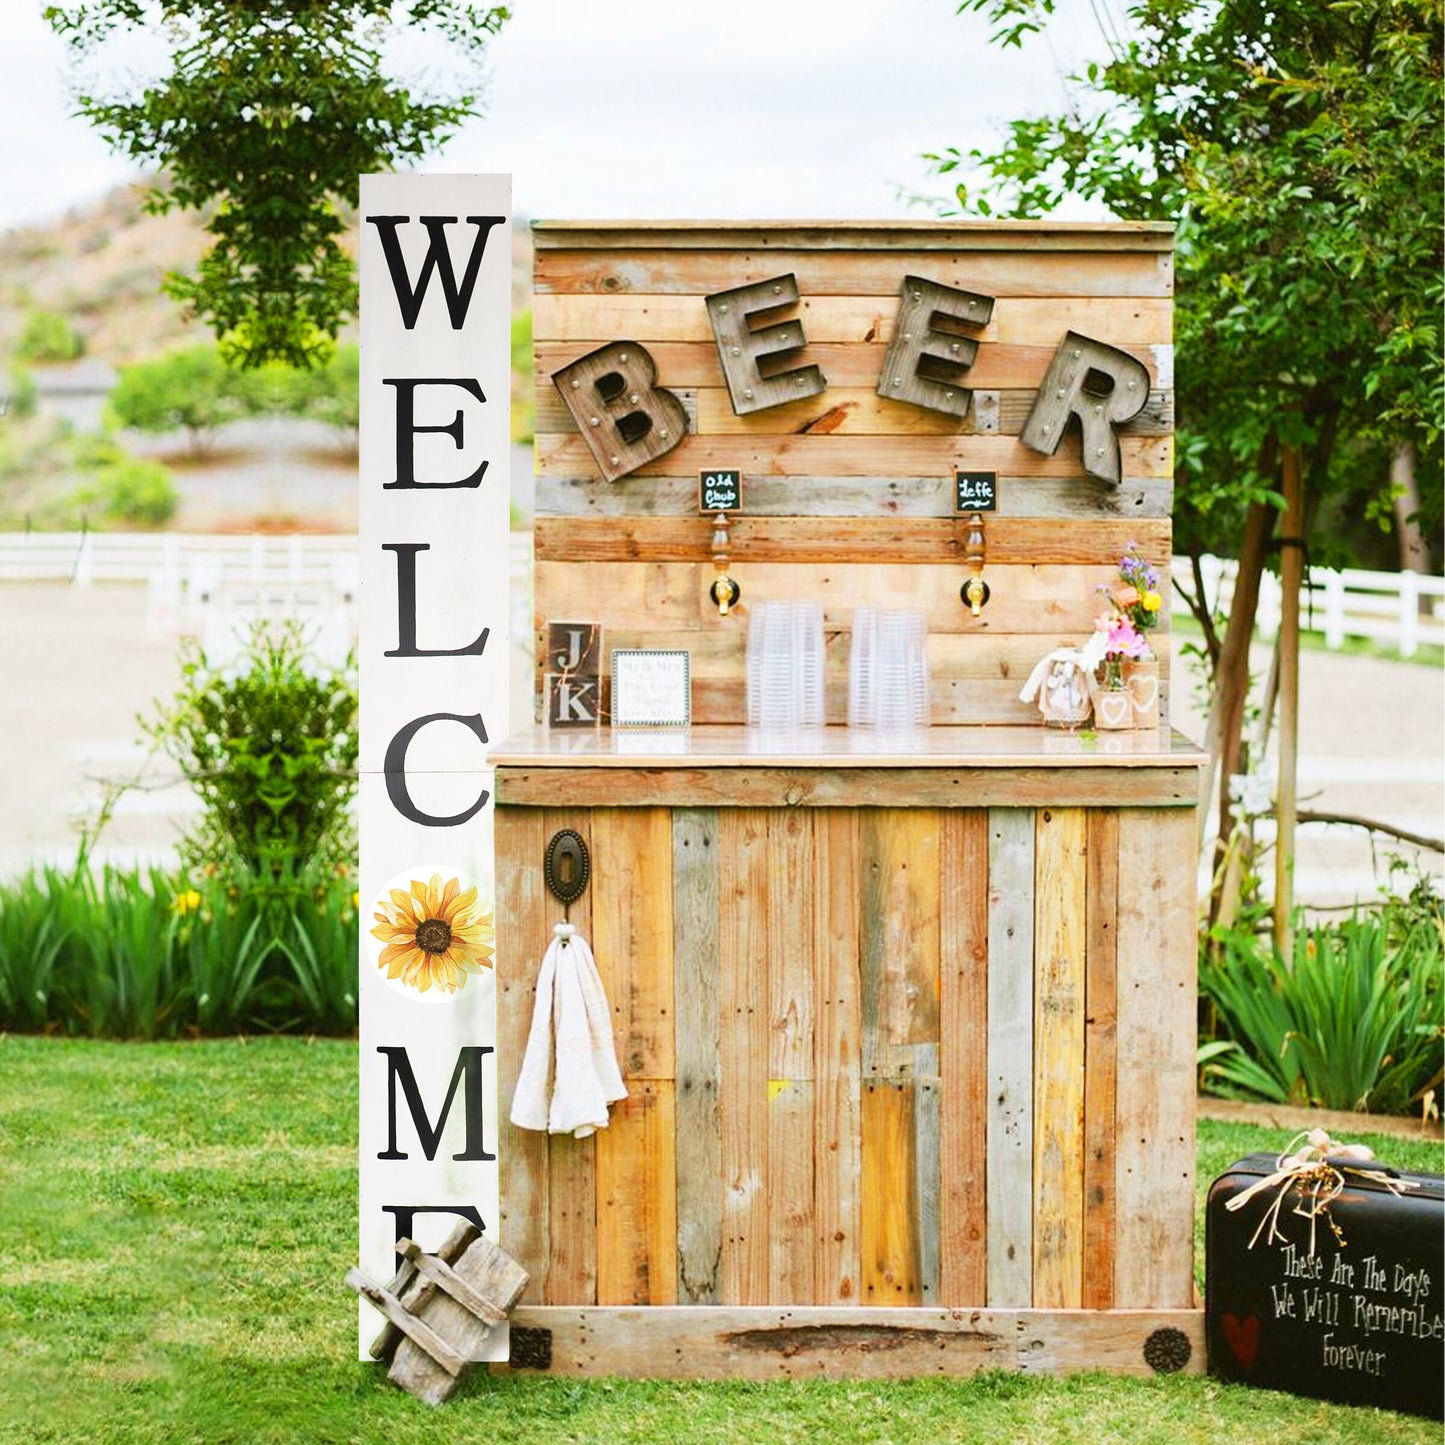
[1114,584,1141,607]
[370,873,494,995]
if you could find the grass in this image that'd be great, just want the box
[0,1036,1440,1445]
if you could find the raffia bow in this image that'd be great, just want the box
[1224,1127,1420,1255]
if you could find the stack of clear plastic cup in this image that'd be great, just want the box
[848,608,930,728]
[746,601,826,728]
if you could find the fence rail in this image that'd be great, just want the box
[1,533,1438,658]
[1172,554,1445,658]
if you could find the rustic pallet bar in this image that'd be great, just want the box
[492,728,1207,1378]
[497,219,1203,1380]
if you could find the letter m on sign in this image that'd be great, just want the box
[365,216,506,330]
[376,1045,495,1161]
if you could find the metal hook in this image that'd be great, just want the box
[544,829,590,926]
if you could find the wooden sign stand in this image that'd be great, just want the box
[348,1221,528,1405]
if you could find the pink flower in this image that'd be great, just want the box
[1106,618,1149,658]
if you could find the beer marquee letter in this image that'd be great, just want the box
[358,175,511,1359]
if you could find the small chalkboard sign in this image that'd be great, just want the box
[700,469,742,513]
[955,470,997,513]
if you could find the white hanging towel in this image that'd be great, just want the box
[509,922,628,1138]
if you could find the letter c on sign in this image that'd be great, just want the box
[383,712,490,826]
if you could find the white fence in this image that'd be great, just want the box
[1173,554,1445,658]
[1,533,1438,659]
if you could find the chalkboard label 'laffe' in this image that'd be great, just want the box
[955,470,997,513]
[700,469,742,512]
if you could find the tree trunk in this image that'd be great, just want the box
[1200,495,1276,912]
[1273,445,1305,957]
[1393,440,1431,574]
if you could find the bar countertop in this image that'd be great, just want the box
[489,724,1209,771]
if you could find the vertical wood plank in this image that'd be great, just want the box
[590,806,675,1079]
[913,1077,941,1304]
[718,809,771,1304]
[768,1080,816,1303]
[766,810,816,1304]
[1115,807,1198,1308]
[590,806,677,1307]
[813,809,863,1305]
[673,808,723,1305]
[859,808,942,1078]
[1032,806,1087,1309]
[768,810,816,1080]
[987,807,1034,1307]
[542,806,597,1305]
[940,809,989,1306]
[595,1080,678,1304]
[1083,808,1119,1310]
[861,1078,921,1305]
[494,804,550,1302]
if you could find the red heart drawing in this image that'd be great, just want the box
[1221,1313,1261,1373]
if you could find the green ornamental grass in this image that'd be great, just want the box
[1201,906,1444,1115]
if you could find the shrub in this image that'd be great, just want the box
[77,455,179,526]
[15,308,84,363]
[1200,896,1445,1114]
[3,363,37,419]
[271,343,359,446]
[143,621,358,882]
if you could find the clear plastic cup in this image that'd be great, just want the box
[747,601,825,728]
[849,608,929,728]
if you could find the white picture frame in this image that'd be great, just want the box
[611,649,691,728]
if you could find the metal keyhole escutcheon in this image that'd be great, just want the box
[544,829,591,909]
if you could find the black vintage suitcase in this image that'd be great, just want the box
[1207,1151,1444,1418]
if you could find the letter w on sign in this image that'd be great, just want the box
[366,216,507,330]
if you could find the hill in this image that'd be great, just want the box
[0,177,534,369]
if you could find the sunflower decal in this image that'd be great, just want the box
[370,872,495,996]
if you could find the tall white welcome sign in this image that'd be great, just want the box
[357,175,511,1357]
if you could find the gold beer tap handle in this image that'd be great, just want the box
[709,510,740,615]
[961,511,990,617]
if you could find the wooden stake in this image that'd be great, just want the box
[1273,445,1304,957]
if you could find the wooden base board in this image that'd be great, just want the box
[494,1306,1203,1380]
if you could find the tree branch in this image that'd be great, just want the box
[1297,810,1444,854]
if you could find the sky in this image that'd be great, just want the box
[0,0,1118,232]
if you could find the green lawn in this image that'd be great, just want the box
[0,1036,1439,1445]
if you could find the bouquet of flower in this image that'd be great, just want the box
[1093,544,1163,688]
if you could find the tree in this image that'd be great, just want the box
[109,344,259,454]
[46,1,509,368]
[929,0,1443,928]
[272,344,360,450]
